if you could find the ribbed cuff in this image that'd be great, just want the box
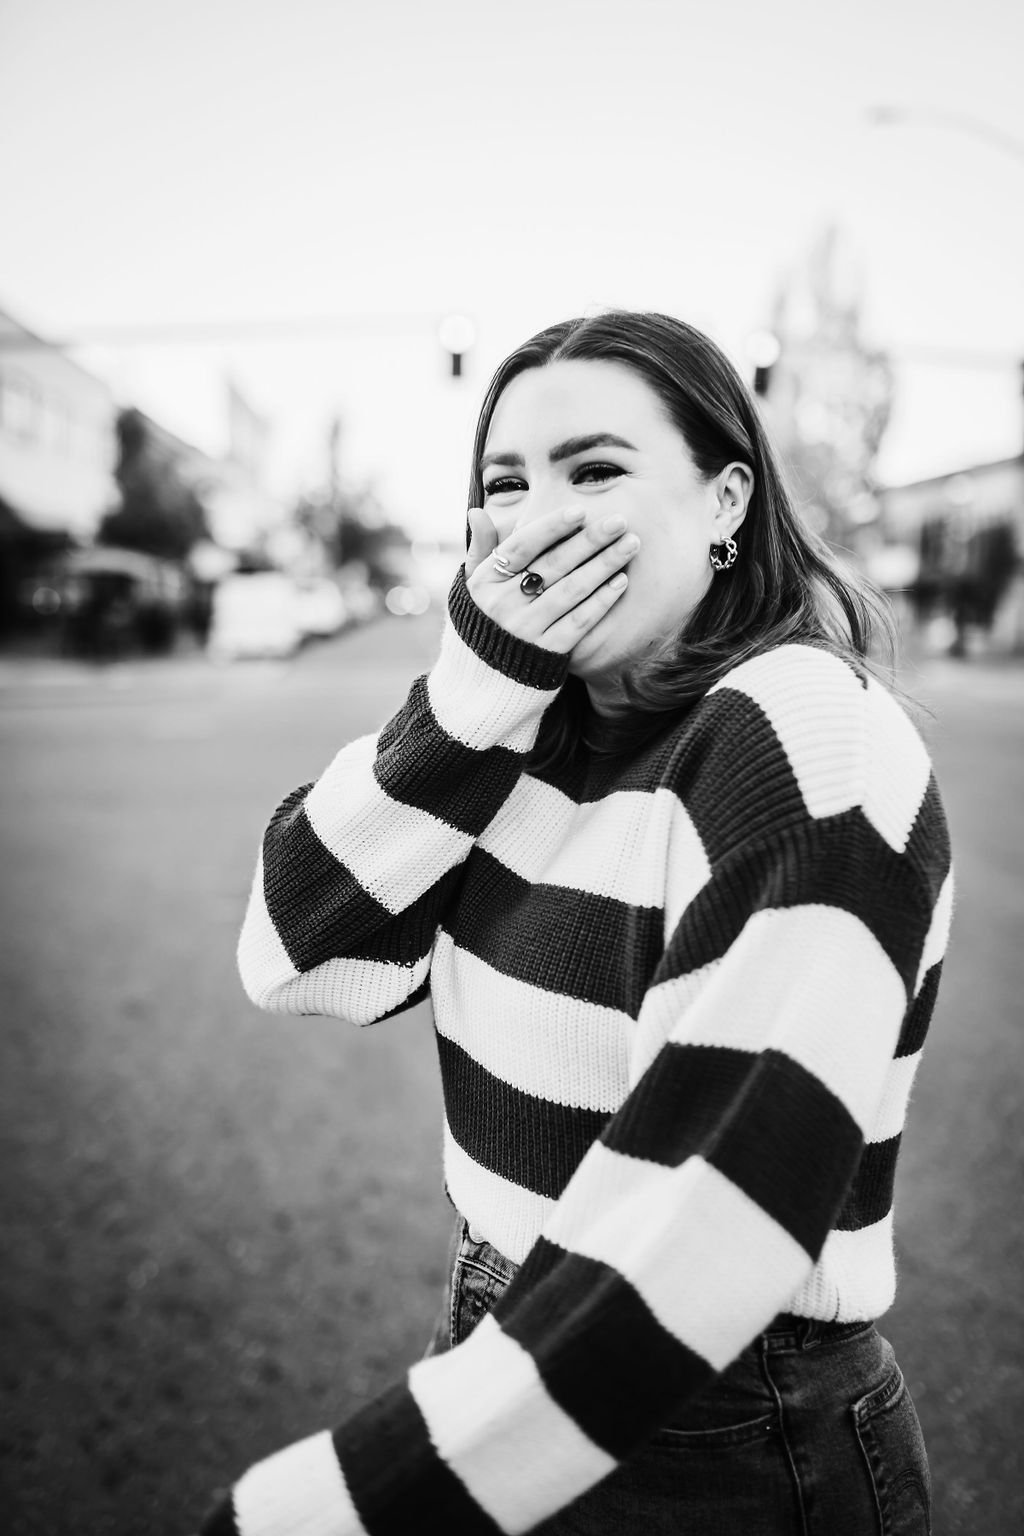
[448,565,570,693]
[198,1495,238,1534]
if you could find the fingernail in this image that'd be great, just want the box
[564,506,586,522]
[602,515,626,533]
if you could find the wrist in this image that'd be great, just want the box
[448,565,568,690]
[428,567,568,752]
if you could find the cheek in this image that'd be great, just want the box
[631,565,710,637]
[575,556,710,668]
[632,516,712,602]
[631,488,710,557]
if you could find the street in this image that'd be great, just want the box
[1,614,1021,1535]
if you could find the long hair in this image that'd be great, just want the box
[467,310,898,769]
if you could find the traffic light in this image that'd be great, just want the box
[438,314,476,379]
[747,330,781,398]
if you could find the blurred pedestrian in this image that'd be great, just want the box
[204,311,953,1535]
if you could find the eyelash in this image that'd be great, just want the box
[482,462,625,496]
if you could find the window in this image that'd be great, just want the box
[0,371,43,443]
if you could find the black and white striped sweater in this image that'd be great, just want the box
[207,566,953,1536]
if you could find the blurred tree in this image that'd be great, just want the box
[761,226,894,552]
[98,409,209,562]
[286,416,410,585]
[291,486,410,587]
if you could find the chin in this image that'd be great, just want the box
[566,617,631,683]
[570,612,682,688]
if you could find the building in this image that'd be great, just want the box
[881,457,1023,547]
[0,306,118,626]
[0,303,285,633]
[879,455,1023,652]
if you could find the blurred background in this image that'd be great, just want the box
[1,1,1021,1532]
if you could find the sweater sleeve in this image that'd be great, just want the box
[203,648,953,1536]
[236,566,569,1024]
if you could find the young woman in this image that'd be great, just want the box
[204,311,952,1535]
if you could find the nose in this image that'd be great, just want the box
[506,497,565,539]
[488,507,519,541]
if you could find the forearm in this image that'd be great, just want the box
[238,569,569,1020]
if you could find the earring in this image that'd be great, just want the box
[709,536,738,572]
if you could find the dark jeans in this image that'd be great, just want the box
[425,1219,931,1535]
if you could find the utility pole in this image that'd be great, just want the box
[868,104,1024,458]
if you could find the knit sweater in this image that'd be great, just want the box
[207,566,953,1536]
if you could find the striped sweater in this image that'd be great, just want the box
[207,566,953,1536]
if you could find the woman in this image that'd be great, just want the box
[203,311,952,1535]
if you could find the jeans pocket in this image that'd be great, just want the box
[650,1410,777,1451]
[853,1364,931,1535]
[573,1411,793,1535]
[451,1253,511,1347]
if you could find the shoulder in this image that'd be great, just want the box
[706,643,930,774]
[710,640,874,727]
[661,645,941,858]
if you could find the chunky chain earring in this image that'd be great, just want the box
[709,536,738,572]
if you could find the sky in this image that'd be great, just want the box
[2,0,1023,539]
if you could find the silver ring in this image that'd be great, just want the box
[491,552,517,578]
[519,570,545,597]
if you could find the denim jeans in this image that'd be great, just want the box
[424,1219,931,1535]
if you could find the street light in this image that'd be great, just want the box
[866,104,1024,169]
[868,103,1024,454]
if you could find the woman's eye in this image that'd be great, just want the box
[483,476,526,497]
[572,462,625,485]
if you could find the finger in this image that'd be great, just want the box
[539,571,630,653]
[509,533,637,646]
[465,507,498,576]
[531,514,634,586]
[491,505,586,576]
[528,530,640,618]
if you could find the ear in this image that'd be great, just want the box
[711,462,754,541]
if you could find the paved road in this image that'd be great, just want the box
[1,619,1021,1534]
[883,655,1024,1531]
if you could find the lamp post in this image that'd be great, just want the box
[869,104,1024,652]
[868,103,1024,449]
[866,104,1024,170]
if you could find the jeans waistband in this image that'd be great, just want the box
[764,1312,873,1348]
[458,1220,870,1350]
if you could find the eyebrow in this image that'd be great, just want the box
[479,432,638,473]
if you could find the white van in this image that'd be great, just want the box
[208,572,303,661]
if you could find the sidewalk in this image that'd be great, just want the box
[2,614,1020,702]
[0,610,435,704]
[0,633,220,694]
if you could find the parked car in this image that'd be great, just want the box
[207,571,303,661]
[337,562,383,624]
[291,576,348,639]
[58,546,188,658]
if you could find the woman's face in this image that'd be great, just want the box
[480,358,749,704]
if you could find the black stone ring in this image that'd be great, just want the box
[519,570,545,597]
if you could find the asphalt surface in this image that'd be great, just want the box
[0,616,1021,1535]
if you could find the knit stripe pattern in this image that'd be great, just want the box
[212,565,953,1536]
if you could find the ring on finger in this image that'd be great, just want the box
[491,552,518,578]
[519,570,545,597]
